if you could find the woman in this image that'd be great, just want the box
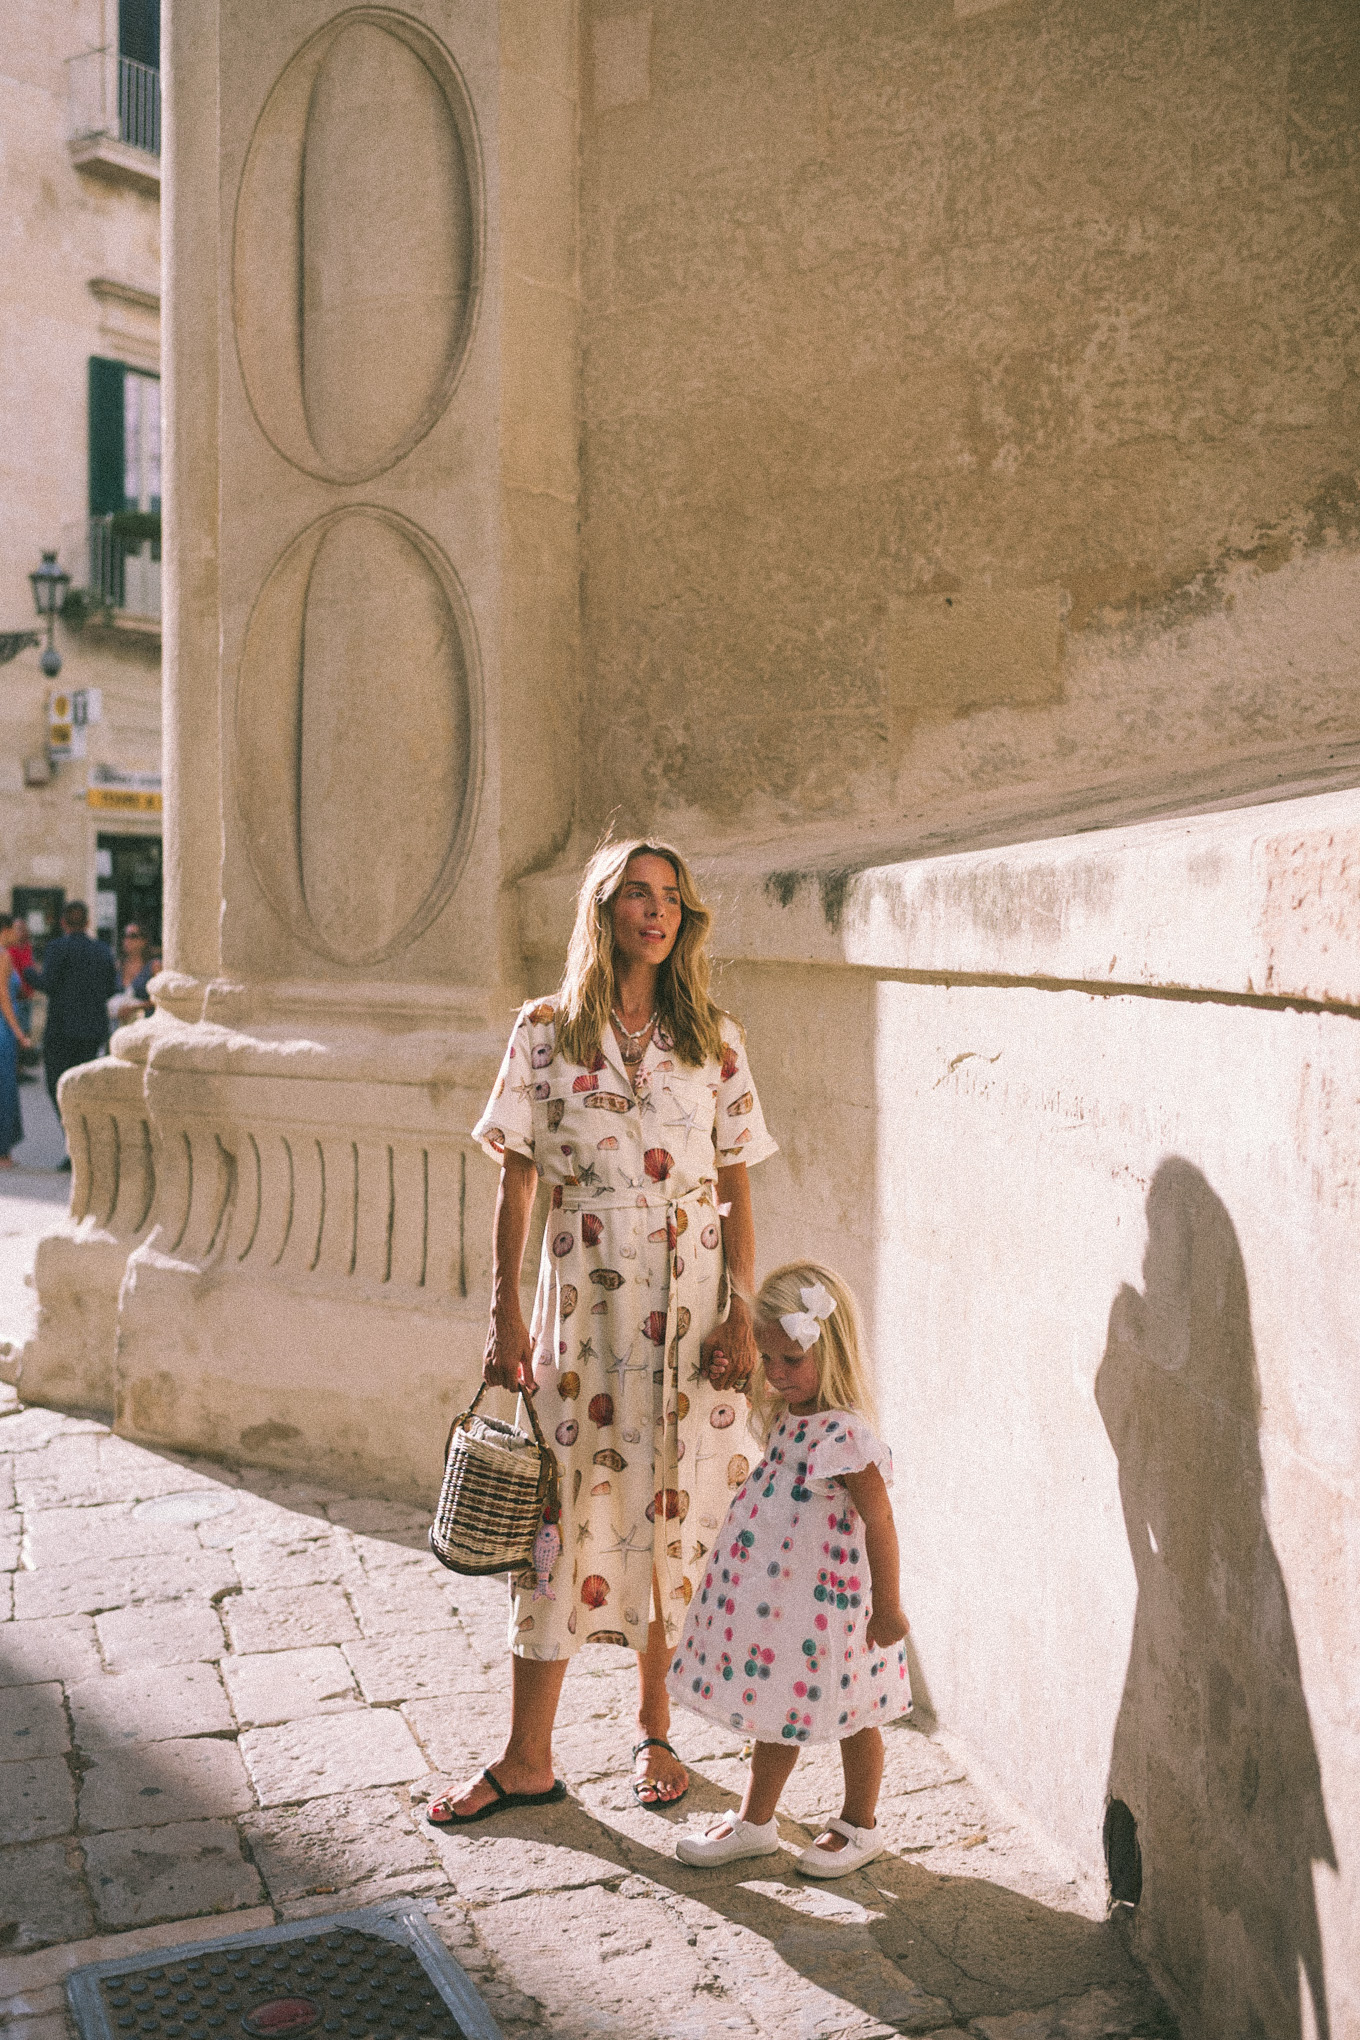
[0,921,32,1166]
[110,923,155,1026]
[429,840,777,1822]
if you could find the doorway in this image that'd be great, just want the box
[95,834,163,951]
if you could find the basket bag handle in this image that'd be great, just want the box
[443,1380,560,1520]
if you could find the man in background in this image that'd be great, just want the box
[24,901,118,1170]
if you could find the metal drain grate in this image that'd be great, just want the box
[66,1905,501,2040]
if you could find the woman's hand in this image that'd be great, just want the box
[702,1292,758,1393]
[865,1603,910,1651]
[483,1308,533,1394]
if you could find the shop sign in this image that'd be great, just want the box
[48,686,102,760]
[86,761,163,814]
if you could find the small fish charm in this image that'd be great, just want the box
[532,1517,562,1600]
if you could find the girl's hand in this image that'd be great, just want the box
[483,1309,533,1394]
[866,1604,910,1651]
[702,1293,757,1393]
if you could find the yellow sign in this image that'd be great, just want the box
[87,787,163,814]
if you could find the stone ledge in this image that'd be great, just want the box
[519,786,1360,1009]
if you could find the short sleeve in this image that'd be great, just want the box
[472,1004,537,1164]
[714,1024,778,1168]
[803,1413,893,1493]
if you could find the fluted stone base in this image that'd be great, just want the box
[16,996,504,1502]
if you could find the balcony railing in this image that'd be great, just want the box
[67,48,161,159]
[64,515,162,625]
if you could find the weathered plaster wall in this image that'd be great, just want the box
[578,0,1360,847]
[662,790,1359,2040]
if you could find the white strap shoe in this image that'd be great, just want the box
[796,1816,885,1878]
[675,1814,781,1866]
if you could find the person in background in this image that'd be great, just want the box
[23,901,118,1171]
[0,924,32,1165]
[3,917,35,1077]
[110,923,156,1027]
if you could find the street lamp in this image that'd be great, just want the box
[29,550,71,678]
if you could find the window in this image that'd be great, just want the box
[118,0,159,72]
[88,357,161,616]
[117,0,160,153]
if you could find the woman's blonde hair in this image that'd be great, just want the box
[556,838,728,1070]
[748,1261,876,1443]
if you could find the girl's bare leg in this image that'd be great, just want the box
[634,1578,687,1802]
[739,1740,800,1825]
[809,1725,883,1854]
[434,1653,568,1819]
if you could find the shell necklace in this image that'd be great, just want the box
[611,1008,657,1070]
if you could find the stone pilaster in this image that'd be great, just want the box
[20,0,580,1501]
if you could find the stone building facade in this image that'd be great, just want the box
[11,4,1360,2036]
[0,0,164,953]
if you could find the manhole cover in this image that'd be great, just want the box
[66,1905,501,2040]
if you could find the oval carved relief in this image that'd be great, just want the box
[234,508,482,966]
[233,9,483,483]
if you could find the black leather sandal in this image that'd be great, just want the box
[632,1735,689,1808]
[426,1766,566,1826]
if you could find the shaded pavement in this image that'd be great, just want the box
[0,1391,1178,2039]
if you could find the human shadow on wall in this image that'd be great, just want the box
[1096,1159,1335,2040]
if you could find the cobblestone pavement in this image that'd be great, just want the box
[0,1391,1177,2040]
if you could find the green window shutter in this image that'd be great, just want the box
[88,357,127,515]
[119,0,159,70]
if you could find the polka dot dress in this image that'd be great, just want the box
[667,1408,913,1744]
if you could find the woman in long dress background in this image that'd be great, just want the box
[428,839,777,1821]
[0,921,32,1167]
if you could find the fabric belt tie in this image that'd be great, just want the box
[559,1177,720,1634]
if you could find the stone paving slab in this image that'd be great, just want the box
[67,1663,233,1749]
[221,1644,359,1727]
[83,1818,264,1929]
[344,1572,464,1638]
[1,1679,69,1759]
[7,1755,77,1842]
[239,1709,428,1806]
[0,1613,101,1689]
[94,1600,225,1673]
[0,1392,1177,2040]
[78,1736,256,1832]
[222,1581,361,1655]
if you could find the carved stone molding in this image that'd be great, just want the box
[67,1059,474,1307]
[232,7,484,484]
[233,506,482,967]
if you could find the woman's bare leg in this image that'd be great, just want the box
[634,1576,687,1802]
[432,1653,568,1819]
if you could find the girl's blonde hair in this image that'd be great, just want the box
[748,1262,876,1443]
[556,837,728,1070]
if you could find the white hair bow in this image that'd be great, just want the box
[779,1281,838,1351]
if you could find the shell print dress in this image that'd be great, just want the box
[667,1408,913,1742]
[472,998,777,1661]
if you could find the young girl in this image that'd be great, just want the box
[667,1262,912,1876]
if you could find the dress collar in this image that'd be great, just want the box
[597,1020,633,1092]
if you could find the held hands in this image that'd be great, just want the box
[865,1603,910,1651]
[701,1293,758,1394]
[482,1308,533,1394]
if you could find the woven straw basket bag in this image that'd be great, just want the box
[429,1383,560,1576]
